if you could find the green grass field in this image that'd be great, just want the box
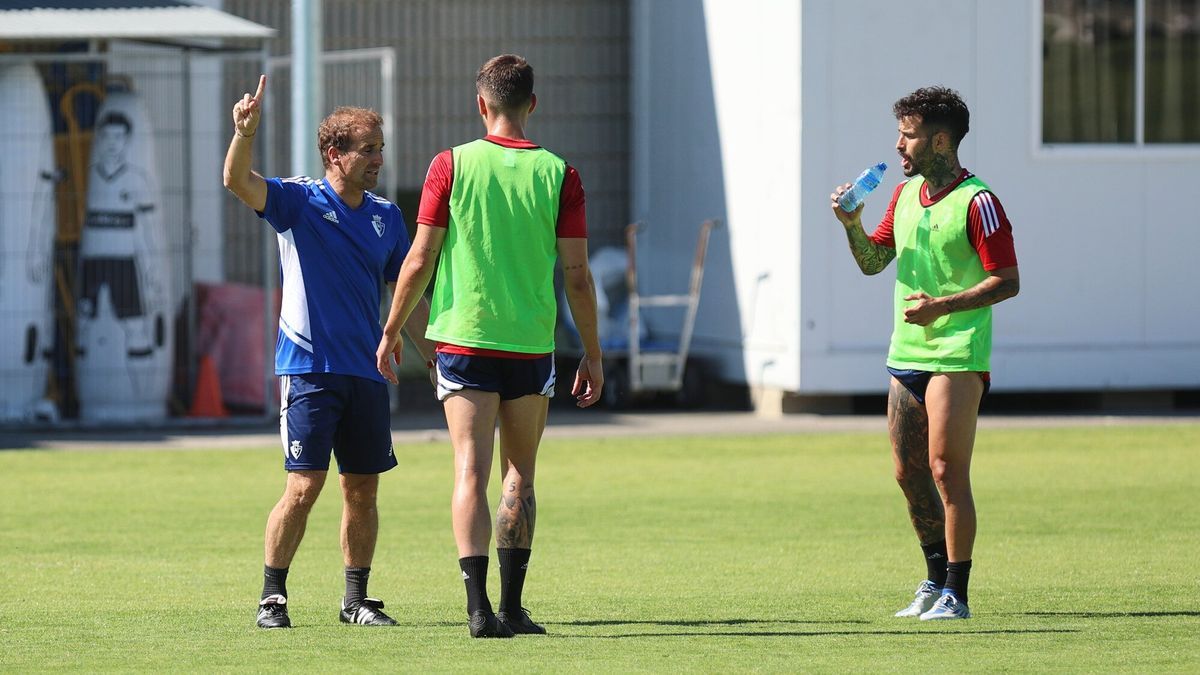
[2,424,1198,672]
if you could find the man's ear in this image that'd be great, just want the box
[933,129,951,152]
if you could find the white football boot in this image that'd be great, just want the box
[920,591,971,620]
[894,580,941,618]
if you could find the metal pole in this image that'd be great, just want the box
[261,43,277,420]
[1134,0,1145,146]
[291,0,322,178]
[182,48,196,409]
[630,0,651,224]
[380,49,396,199]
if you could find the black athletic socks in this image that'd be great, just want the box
[262,564,289,600]
[497,548,531,613]
[920,540,949,588]
[944,560,972,605]
[345,567,371,608]
[459,556,492,615]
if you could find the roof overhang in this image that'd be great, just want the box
[0,2,275,42]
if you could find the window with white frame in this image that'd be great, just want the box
[1043,0,1199,144]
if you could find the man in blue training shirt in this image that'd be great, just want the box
[223,75,435,629]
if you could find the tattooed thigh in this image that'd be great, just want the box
[887,378,944,543]
[888,379,929,475]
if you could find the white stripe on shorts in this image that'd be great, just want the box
[540,357,557,397]
[278,375,291,458]
[435,363,465,402]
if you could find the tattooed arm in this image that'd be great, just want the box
[831,184,896,276]
[903,266,1020,326]
[842,220,897,275]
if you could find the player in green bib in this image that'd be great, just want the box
[377,55,604,638]
[831,87,1020,621]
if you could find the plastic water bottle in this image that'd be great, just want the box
[838,162,888,212]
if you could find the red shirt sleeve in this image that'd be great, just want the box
[556,165,587,238]
[417,150,586,239]
[967,190,1018,270]
[416,150,453,228]
[867,182,906,248]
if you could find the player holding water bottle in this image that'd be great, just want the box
[831,86,1020,620]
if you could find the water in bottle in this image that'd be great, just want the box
[838,162,887,212]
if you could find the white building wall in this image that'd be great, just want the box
[632,0,802,390]
[634,0,1200,398]
[801,0,982,393]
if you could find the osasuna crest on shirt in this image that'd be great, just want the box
[257,177,411,382]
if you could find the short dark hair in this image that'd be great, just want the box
[317,106,383,169]
[98,111,132,133]
[893,86,970,147]
[476,54,534,112]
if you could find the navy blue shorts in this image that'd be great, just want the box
[886,367,991,406]
[434,353,556,401]
[279,373,396,474]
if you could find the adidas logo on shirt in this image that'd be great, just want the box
[322,211,339,223]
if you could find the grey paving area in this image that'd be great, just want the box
[2,408,1197,451]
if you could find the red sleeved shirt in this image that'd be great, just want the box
[868,169,1018,271]
[415,135,588,358]
[416,135,587,237]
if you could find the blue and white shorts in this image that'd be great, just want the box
[434,353,556,401]
[278,373,396,474]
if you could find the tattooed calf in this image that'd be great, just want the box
[496,480,537,548]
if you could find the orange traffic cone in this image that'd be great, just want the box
[189,354,229,418]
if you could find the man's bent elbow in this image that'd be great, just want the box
[222,170,244,195]
[569,280,595,302]
[859,261,888,276]
[998,273,1020,300]
[563,268,594,293]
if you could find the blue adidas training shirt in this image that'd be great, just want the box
[258,177,410,382]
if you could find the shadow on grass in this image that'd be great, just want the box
[560,618,869,627]
[426,618,871,629]
[536,618,1083,639]
[322,618,1084,639]
[426,616,1082,637]
[1019,611,1200,619]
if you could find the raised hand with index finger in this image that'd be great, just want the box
[232,74,266,138]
